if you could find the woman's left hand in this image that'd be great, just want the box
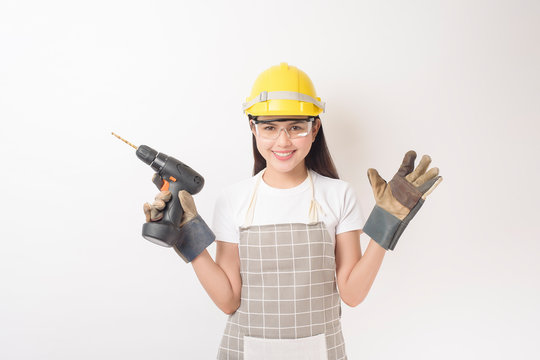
[362,150,442,251]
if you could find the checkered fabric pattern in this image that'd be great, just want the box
[217,222,347,360]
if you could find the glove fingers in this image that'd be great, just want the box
[143,202,164,221]
[421,176,443,199]
[152,199,166,211]
[396,150,417,177]
[151,212,164,221]
[416,173,439,193]
[367,168,388,200]
[143,203,152,222]
[155,190,172,202]
[405,155,431,183]
[150,206,164,221]
[413,167,439,187]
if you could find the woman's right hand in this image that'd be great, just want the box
[143,190,172,222]
[141,173,216,263]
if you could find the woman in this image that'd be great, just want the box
[144,63,442,359]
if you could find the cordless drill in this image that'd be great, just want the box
[112,133,205,247]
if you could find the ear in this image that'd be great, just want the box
[248,118,257,136]
[312,117,321,141]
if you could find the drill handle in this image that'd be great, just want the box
[152,173,185,228]
[160,180,185,227]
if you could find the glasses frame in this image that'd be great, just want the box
[249,115,318,140]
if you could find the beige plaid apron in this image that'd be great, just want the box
[217,170,347,360]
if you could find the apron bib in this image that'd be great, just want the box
[217,170,347,360]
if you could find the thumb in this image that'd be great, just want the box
[178,190,198,226]
[367,168,387,200]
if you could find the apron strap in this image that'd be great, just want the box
[307,170,320,224]
[242,171,263,228]
[242,169,321,227]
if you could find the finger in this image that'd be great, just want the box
[405,154,431,183]
[155,190,172,202]
[152,173,164,190]
[150,206,164,221]
[143,203,152,222]
[421,176,443,200]
[413,167,439,187]
[396,150,417,177]
[367,168,387,200]
[152,199,166,211]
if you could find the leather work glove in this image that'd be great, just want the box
[143,174,215,263]
[143,190,172,222]
[362,150,442,251]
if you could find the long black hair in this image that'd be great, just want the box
[251,117,339,179]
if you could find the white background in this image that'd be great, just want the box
[1,0,539,359]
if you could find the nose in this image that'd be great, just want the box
[276,128,292,145]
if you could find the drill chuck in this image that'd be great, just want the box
[136,145,158,167]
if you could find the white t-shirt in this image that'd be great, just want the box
[212,169,365,244]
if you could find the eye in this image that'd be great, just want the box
[262,125,276,131]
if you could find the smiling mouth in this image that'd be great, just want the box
[273,151,293,156]
[272,150,296,160]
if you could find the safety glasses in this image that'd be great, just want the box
[250,116,317,140]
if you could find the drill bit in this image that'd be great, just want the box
[111,132,138,149]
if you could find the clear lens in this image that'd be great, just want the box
[252,119,313,140]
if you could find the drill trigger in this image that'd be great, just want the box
[160,179,170,191]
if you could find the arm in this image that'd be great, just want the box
[335,229,386,307]
[190,240,242,315]
[145,189,242,314]
[335,152,442,306]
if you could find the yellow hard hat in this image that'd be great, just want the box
[242,62,325,116]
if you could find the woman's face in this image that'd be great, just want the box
[251,115,320,175]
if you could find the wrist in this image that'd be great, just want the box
[363,205,401,250]
[174,215,216,263]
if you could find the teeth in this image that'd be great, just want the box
[274,151,293,156]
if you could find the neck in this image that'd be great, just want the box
[262,164,309,189]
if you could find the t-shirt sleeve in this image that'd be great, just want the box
[212,190,239,244]
[336,183,365,235]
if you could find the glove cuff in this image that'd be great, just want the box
[363,199,425,251]
[363,205,401,250]
[173,215,216,263]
